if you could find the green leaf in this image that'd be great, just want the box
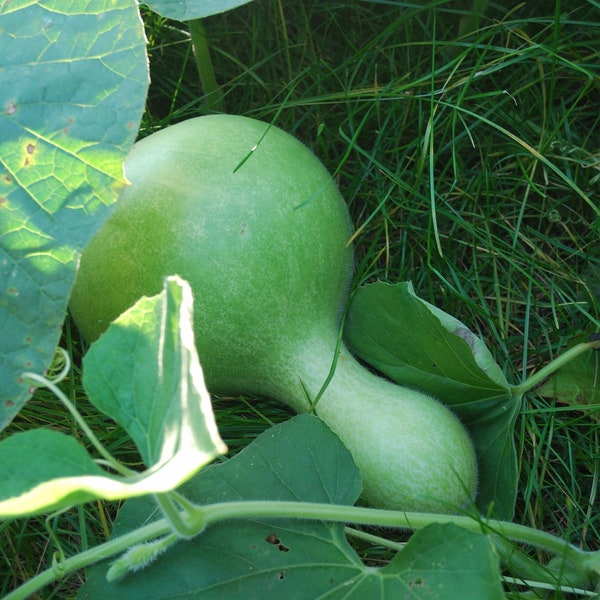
[0,0,148,429]
[538,333,600,421]
[0,429,116,517]
[145,0,254,21]
[0,277,226,518]
[83,275,227,470]
[80,415,362,598]
[80,415,504,600]
[346,282,510,399]
[344,281,520,519]
[384,523,504,599]
[0,427,217,520]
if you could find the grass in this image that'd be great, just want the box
[2,0,599,597]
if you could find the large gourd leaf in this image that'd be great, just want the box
[80,415,504,600]
[0,277,226,518]
[0,0,148,429]
[344,281,520,520]
[145,0,254,20]
[382,522,504,599]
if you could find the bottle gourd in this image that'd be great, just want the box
[70,115,478,513]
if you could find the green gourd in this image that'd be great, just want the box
[70,114,477,513]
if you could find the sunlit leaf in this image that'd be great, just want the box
[83,275,227,470]
[0,277,225,518]
[0,0,148,429]
[0,428,216,518]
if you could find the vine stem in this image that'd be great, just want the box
[154,492,205,539]
[4,518,169,600]
[199,502,591,562]
[6,500,596,599]
[512,339,600,397]
[23,358,135,478]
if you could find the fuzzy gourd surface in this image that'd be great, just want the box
[70,115,478,513]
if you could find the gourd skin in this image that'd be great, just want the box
[71,115,353,396]
[70,115,477,513]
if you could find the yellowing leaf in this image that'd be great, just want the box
[538,334,600,421]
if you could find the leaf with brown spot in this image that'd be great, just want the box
[0,0,148,428]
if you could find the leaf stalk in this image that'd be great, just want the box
[512,340,600,397]
[23,366,135,478]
